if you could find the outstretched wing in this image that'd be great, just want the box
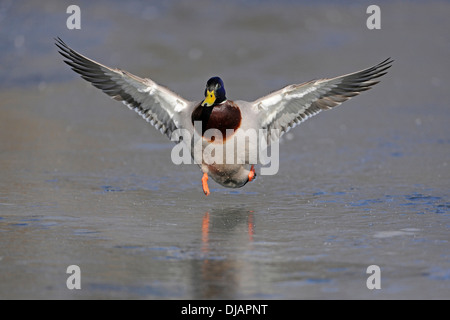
[55,37,190,140]
[252,58,393,141]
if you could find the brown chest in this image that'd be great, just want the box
[191,101,242,141]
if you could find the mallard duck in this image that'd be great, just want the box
[55,37,392,196]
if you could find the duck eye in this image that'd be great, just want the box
[216,84,221,89]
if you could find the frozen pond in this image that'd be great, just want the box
[0,1,449,299]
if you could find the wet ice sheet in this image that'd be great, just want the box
[1,187,448,299]
[0,0,449,299]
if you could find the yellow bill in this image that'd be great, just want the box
[202,90,216,107]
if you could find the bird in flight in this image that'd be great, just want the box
[56,37,392,196]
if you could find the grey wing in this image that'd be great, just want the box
[252,58,393,142]
[55,37,191,141]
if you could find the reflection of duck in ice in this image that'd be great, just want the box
[201,211,254,255]
[198,209,255,299]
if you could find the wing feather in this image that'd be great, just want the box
[55,37,190,140]
[252,58,393,141]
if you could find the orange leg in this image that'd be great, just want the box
[248,165,256,182]
[202,172,210,196]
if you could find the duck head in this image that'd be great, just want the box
[201,77,226,107]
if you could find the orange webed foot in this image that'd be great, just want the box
[202,172,210,196]
[248,165,256,182]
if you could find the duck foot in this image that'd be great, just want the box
[202,172,210,196]
[248,165,256,182]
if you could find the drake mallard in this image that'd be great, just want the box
[56,37,392,196]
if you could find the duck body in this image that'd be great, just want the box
[189,99,258,189]
[56,37,392,196]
